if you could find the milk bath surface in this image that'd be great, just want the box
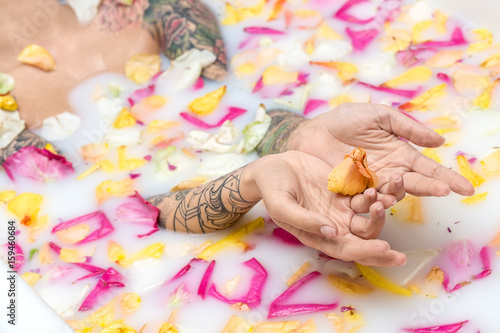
[1,0,500,332]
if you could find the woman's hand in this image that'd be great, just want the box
[242,151,406,267]
[286,103,474,197]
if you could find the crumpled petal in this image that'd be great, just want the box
[41,111,81,141]
[242,104,271,152]
[117,243,164,267]
[113,108,136,129]
[187,120,242,154]
[121,293,141,314]
[456,154,484,187]
[0,94,18,111]
[166,49,216,91]
[188,86,227,116]
[3,146,74,183]
[118,146,146,171]
[95,178,135,204]
[346,27,379,51]
[125,53,161,84]
[328,148,379,195]
[0,72,15,95]
[356,263,412,296]
[198,217,264,260]
[52,210,114,244]
[467,29,492,53]
[79,268,125,311]
[17,44,55,71]
[115,191,160,238]
[222,0,265,25]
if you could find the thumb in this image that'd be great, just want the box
[265,194,338,238]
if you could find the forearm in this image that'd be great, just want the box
[147,166,261,234]
[255,110,306,157]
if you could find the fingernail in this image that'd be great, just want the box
[321,226,337,238]
[392,199,397,206]
[377,206,385,217]
[395,175,402,185]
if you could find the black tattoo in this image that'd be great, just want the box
[256,110,305,157]
[0,129,52,165]
[143,0,227,81]
[147,168,258,233]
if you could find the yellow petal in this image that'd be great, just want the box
[235,62,256,77]
[434,10,448,34]
[296,319,316,333]
[327,274,374,294]
[316,21,343,40]
[60,247,95,263]
[113,108,136,129]
[399,84,447,111]
[108,241,126,262]
[44,143,57,154]
[390,195,424,224]
[100,320,136,333]
[457,155,484,187]
[159,323,178,333]
[146,120,182,133]
[473,79,499,109]
[452,70,490,94]
[96,178,135,204]
[253,321,300,333]
[56,224,90,244]
[329,94,353,108]
[356,263,412,296]
[461,192,488,204]
[222,315,252,333]
[223,275,241,295]
[28,215,48,243]
[426,116,459,127]
[268,0,286,21]
[304,35,316,55]
[7,193,42,226]
[310,61,358,81]
[426,266,444,283]
[286,262,311,287]
[412,20,433,43]
[422,148,442,163]
[118,243,165,267]
[66,320,91,333]
[467,29,493,54]
[121,293,141,314]
[481,149,500,176]
[380,28,412,52]
[125,53,161,84]
[0,94,18,111]
[425,50,463,68]
[118,146,146,171]
[171,179,205,192]
[39,242,54,265]
[262,66,298,85]
[222,0,265,25]
[433,128,459,136]
[17,44,55,71]
[188,85,227,116]
[197,217,264,260]
[87,298,116,327]
[143,95,167,108]
[21,272,41,286]
[0,190,16,203]
[382,66,432,88]
[480,53,500,68]
[192,241,212,255]
[79,143,110,163]
[77,160,114,180]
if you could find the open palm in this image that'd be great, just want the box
[252,151,406,267]
[288,103,474,197]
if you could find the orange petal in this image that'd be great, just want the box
[188,86,226,116]
[17,44,55,71]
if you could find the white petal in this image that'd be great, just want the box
[0,110,25,149]
[40,111,81,141]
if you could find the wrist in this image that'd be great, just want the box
[239,160,264,203]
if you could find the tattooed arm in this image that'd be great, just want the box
[143,0,227,81]
[0,129,52,165]
[147,167,258,233]
[148,151,406,266]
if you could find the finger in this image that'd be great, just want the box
[383,174,406,202]
[403,172,452,197]
[373,104,446,148]
[355,250,407,267]
[265,194,338,237]
[411,154,475,196]
[350,202,385,239]
[351,188,378,213]
[376,193,398,209]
